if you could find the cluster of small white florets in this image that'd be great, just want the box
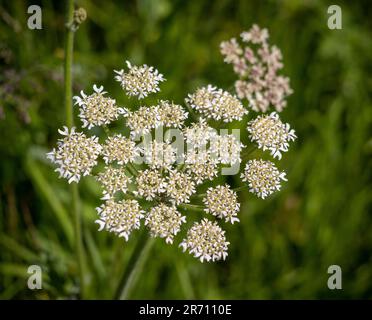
[247,112,297,159]
[145,203,186,244]
[180,218,229,262]
[203,185,240,224]
[73,85,127,129]
[241,159,287,199]
[220,24,293,112]
[114,60,165,99]
[47,126,102,183]
[48,26,297,263]
[186,85,248,122]
[126,101,188,136]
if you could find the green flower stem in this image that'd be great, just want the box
[178,203,205,211]
[115,231,155,300]
[127,162,139,176]
[192,185,248,199]
[64,0,86,298]
[242,144,257,158]
[232,185,248,192]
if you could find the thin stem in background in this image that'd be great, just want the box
[64,0,86,299]
[115,231,155,300]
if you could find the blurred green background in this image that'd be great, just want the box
[1,0,372,299]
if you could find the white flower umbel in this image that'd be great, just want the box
[185,85,247,122]
[95,199,144,241]
[144,141,177,170]
[210,134,245,165]
[96,166,132,199]
[73,84,127,129]
[156,100,188,128]
[47,126,102,183]
[203,185,240,224]
[247,112,296,159]
[114,60,165,99]
[166,170,196,205]
[134,169,167,201]
[180,218,230,263]
[145,203,186,244]
[185,150,218,185]
[126,106,160,136]
[102,134,139,165]
[183,118,217,149]
[241,159,287,199]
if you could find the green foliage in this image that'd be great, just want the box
[0,0,371,299]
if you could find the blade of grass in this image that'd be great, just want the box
[24,158,73,245]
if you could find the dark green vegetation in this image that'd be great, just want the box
[0,0,371,299]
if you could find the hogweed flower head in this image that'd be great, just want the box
[166,170,196,205]
[114,60,165,99]
[203,184,240,224]
[220,38,243,64]
[144,140,177,170]
[186,85,247,122]
[73,84,127,129]
[102,134,139,165]
[180,218,230,263]
[47,26,297,262]
[221,24,293,112]
[96,166,132,199]
[183,118,217,148]
[156,100,188,128]
[241,159,287,199]
[95,199,144,241]
[145,203,186,244]
[247,112,296,159]
[210,134,245,165]
[185,150,218,184]
[134,169,167,201]
[126,106,159,136]
[47,126,101,183]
